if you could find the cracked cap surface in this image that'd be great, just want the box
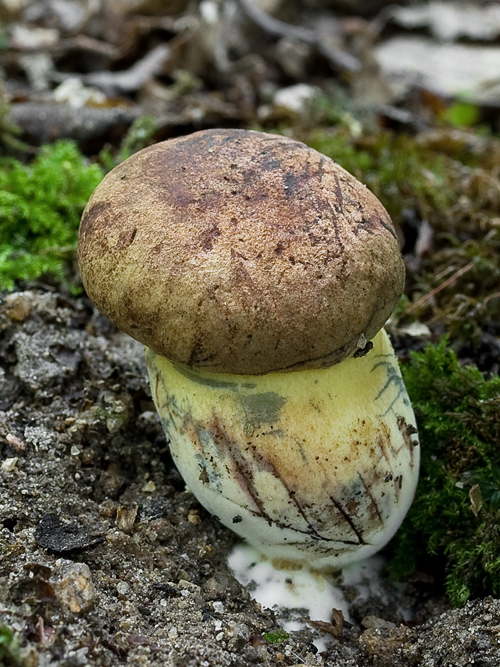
[78,128,405,374]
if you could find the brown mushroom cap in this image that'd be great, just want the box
[78,129,404,375]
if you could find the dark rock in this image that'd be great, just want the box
[34,513,104,553]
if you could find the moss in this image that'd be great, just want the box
[0,625,23,666]
[263,629,290,644]
[0,116,158,293]
[387,339,500,606]
[0,141,103,291]
[439,101,480,128]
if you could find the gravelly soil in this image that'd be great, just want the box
[1,289,499,667]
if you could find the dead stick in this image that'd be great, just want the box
[236,0,360,72]
[405,260,475,314]
[482,291,500,308]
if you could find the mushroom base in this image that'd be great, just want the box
[146,330,419,571]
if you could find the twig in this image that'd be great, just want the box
[236,0,360,72]
[6,34,116,57]
[51,44,171,94]
[481,291,500,308]
[55,35,116,57]
[405,260,475,314]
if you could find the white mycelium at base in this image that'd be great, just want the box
[147,329,419,571]
[227,544,413,651]
[228,542,352,626]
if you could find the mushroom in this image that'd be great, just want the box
[78,129,419,570]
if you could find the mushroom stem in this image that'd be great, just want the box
[146,329,419,571]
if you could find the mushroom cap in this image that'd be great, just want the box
[78,129,404,375]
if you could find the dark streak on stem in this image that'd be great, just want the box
[371,360,408,416]
[264,458,326,541]
[205,416,365,546]
[393,475,402,502]
[397,415,418,468]
[378,431,391,465]
[358,472,384,526]
[328,495,366,545]
[210,417,275,526]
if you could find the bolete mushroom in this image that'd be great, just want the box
[78,129,419,570]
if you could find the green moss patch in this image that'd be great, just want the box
[0,141,103,291]
[0,624,22,666]
[388,339,500,606]
[263,629,290,644]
